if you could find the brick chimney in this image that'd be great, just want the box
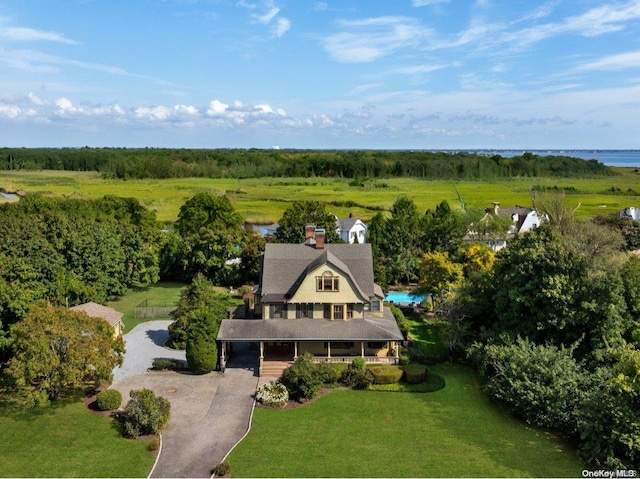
[305,224,316,240]
[314,228,325,249]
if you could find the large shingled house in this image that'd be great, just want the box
[217,225,403,376]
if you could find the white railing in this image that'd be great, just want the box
[311,356,398,364]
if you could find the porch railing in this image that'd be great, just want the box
[311,356,398,365]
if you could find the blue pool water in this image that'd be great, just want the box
[385,291,426,304]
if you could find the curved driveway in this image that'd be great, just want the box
[112,321,259,478]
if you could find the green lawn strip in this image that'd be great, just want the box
[405,315,449,361]
[0,399,155,477]
[2,170,640,223]
[106,281,186,331]
[227,364,584,478]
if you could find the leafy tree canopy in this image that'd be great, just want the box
[274,201,340,244]
[5,305,124,406]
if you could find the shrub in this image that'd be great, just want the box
[96,389,122,411]
[148,438,160,452]
[389,304,410,337]
[368,365,404,384]
[403,364,427,384]
[151,359,183,370]
[315,361,342,386]
[255,381,289,407]
[280,353,322,400]
[351,356,366,371]
[341,364,374,390]
[370,373,445,393]
[213,462,230,477]
[123,388,171,438]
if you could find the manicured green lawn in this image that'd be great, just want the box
[106,281,185,331]
[0,399,156,477]
[228,364,584,477]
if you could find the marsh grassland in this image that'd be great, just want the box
[1,167,639,223]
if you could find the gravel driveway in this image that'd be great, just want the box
[111,321,259,478]
[112,320,186,384]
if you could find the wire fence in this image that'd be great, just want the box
[134,299,178,319]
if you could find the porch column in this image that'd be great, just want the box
[294,341,298,359]
[360,341,364,357]
[327,341,331,359]
[259,341,264,376]
[221,341,227,372]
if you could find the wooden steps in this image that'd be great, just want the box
[261,360,293,378]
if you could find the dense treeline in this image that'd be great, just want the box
[0,195,161,356]
[1,148,613,179]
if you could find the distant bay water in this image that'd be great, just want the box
[469,150,640,168]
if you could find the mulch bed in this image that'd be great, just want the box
[84,384,113,418]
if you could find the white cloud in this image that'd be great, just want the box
[577,51,640,71]
[412,0,449,6]
[55,97,79,113]
[274,17,291,37]
[321,16,431,63]
[207,100,229,115]
[28,92,48,106]
[256,7,280,24]
[0,19,79,45]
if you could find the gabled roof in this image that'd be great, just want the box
[337,217,366,232]
[69,302,123,327]
[259,243,377,302]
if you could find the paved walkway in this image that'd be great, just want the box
[111,322,259,478]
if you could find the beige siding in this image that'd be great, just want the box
[289,264,367,304]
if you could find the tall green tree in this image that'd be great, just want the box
[168,193,248,283]
[274,201,340,244]
[5,305,125,406]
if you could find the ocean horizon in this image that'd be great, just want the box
[464,149,640,168]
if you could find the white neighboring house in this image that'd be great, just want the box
[464,202,545,252]
[618,207,640,222]
[336,215,368,244]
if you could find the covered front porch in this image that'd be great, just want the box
[220,339,399,376]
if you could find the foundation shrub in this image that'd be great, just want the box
[341,361,374,390]
[213,462,230,477]
[280,353,322,400]
[315,362,342,386]
[96,389,122,411]
[368,365,404,384]
[403,364,427,384]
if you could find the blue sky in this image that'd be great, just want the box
[1,0,640,149]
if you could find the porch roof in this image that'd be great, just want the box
[217,309,403,342]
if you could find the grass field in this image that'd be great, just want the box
[227,364,584,478]
[106,281,186,331]
[1,169,640,223]
[0,398,155,477]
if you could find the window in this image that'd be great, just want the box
[269,303,286,319]
[323,304,331,319]
[367,341,387,349]
[316,271,339,291]
[371,300,380,311]
[333,304,344,320]
[296,303,312,319]
[346,304,354,319]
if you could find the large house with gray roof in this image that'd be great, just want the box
[217,225,403,375]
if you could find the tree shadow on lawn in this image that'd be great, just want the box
[0,390,86,421]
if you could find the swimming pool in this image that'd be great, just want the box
[384,291,426,304]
